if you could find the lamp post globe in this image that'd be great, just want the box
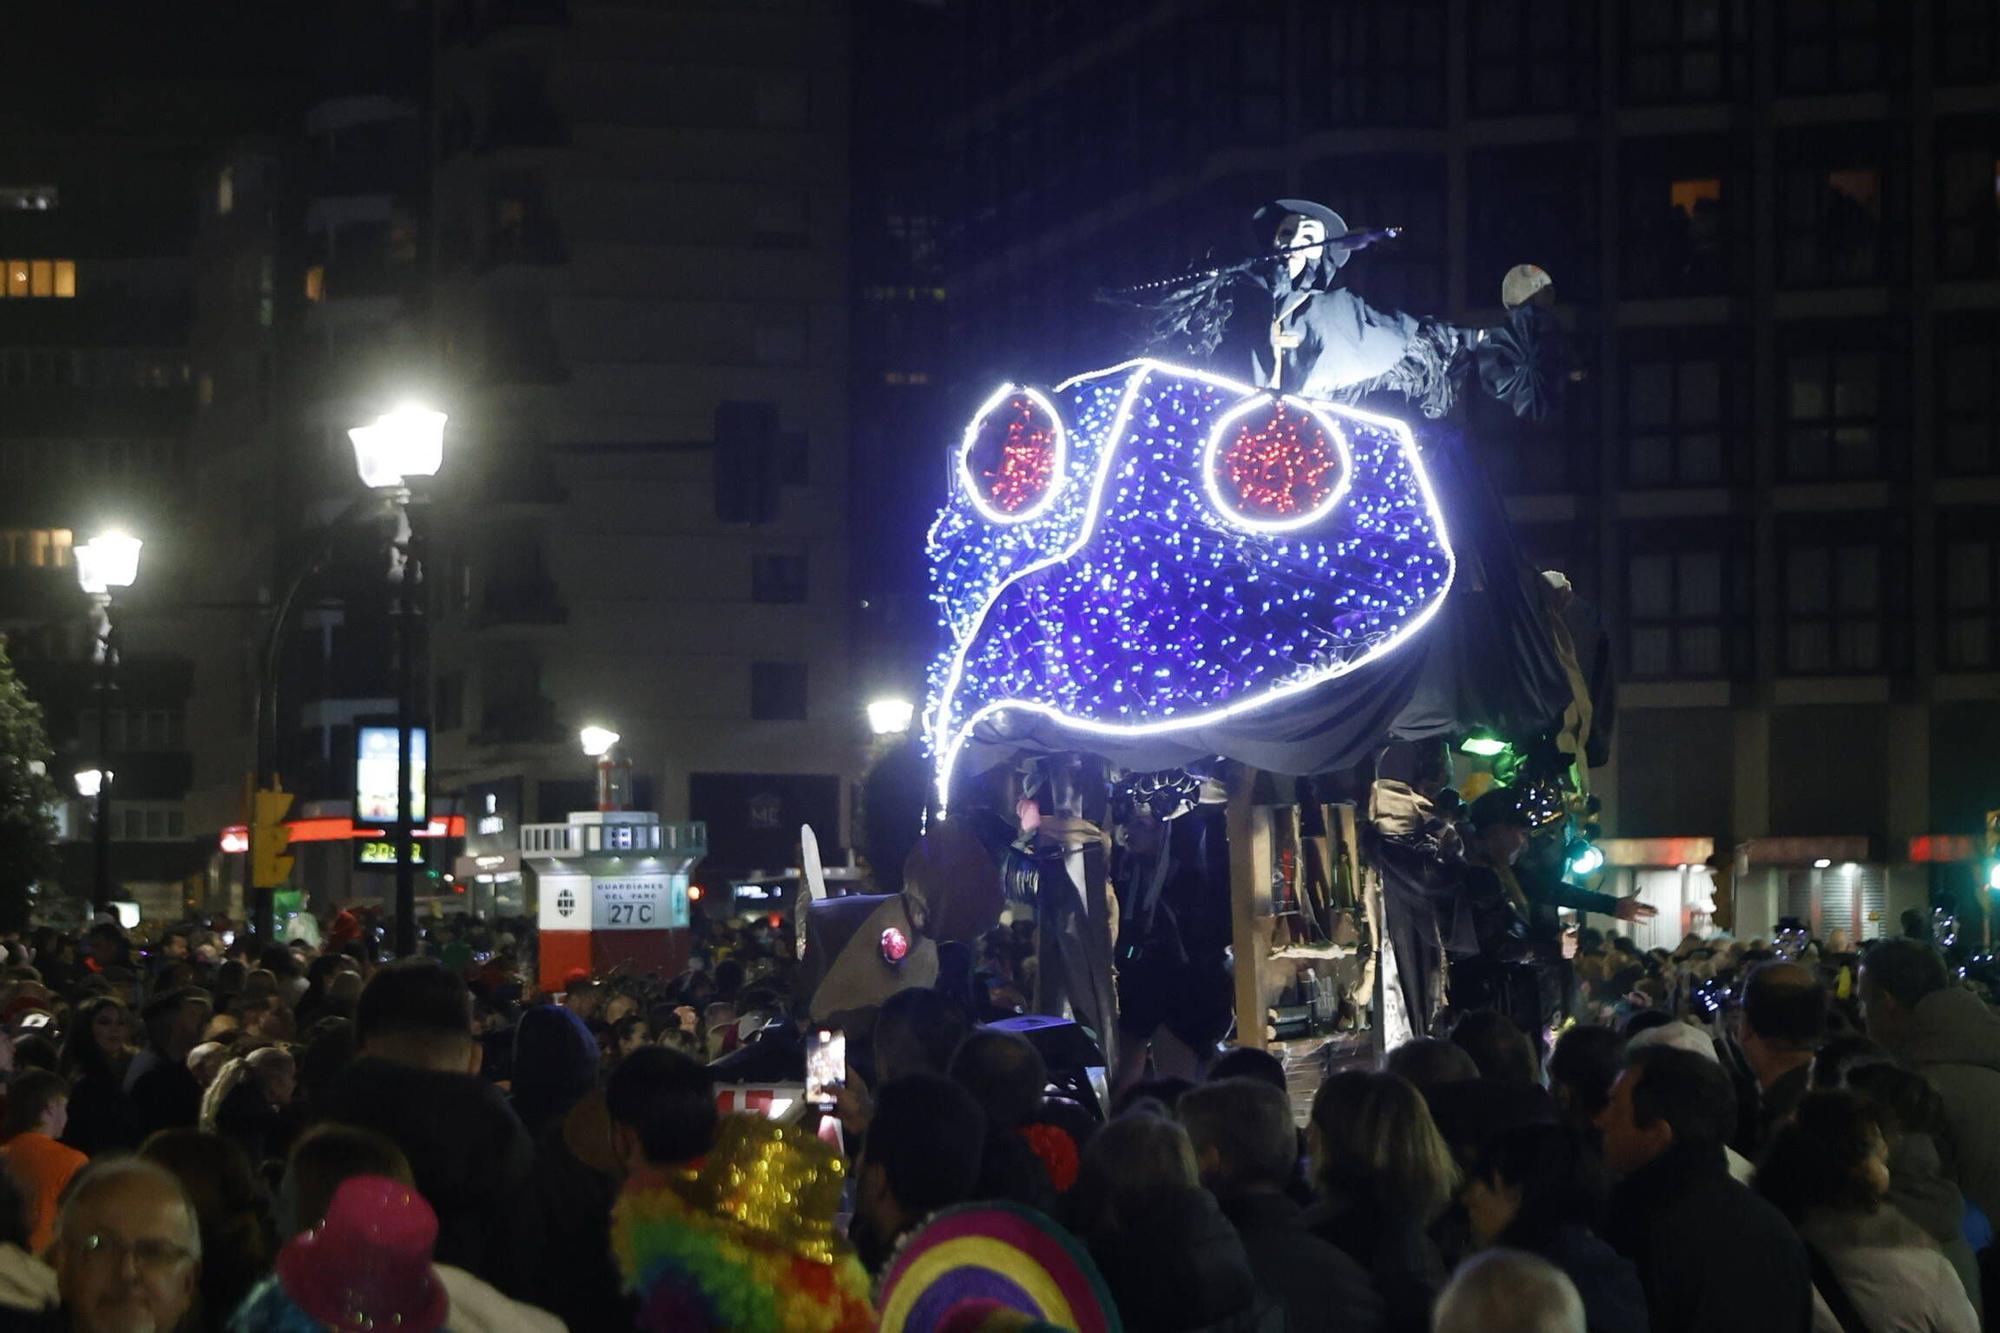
[580,726,621,758]
[349,404,446,956]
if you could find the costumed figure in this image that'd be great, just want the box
[1003,754,1120,1071]
[611,1114,875,1333]
[1365,740,1476,1045]
[1106,768,1233,1088]
[1127,198,1567,421]
[1453,784,1653,1040]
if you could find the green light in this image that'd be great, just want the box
[1460,733,1509,758]
[1568,843,1605,876]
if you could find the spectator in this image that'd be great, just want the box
[949,1029,1061,1209]
[1596,1046,1811,1333]
[1546,1026,1626,1135]
[126,990,205,1141]
[1426,1013,1559,1162]
[48,1158,201,1333]
[1307,1071,1458,1333]
[1841,1061,1984,1317]
[1073,1109,1278,1333]
[202,1046,298,1168]
[1383,1038,1478,1094]
[1179,1077,1385,1333]
[1755,1089,1977,1332]
[57,996,138,1155]
[230,1175,564,1333]
[603,1045,716,1174]
[0,1168,56,1323]
[1859,939,2000,1227]
[276,1123,411,1238]
[509,1004,598,1142]
[1461,1123,1648,1333]
[313,959,539,1298]
[1434,1250,1586,1333]
[610,1013,651,1062]
[185,1043,227,1091]
[1206,1045,1289,1092]
[852,1074,987,1275]
[1737,962,1827,1154]
[0,1071,86,1253]
[138,1130,273,1332]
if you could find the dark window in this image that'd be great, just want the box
[1938,318,2000,476]
[1621,0,1751,103]
[1777,0,1901,93]
[1297,156,1447,313]
[1473,323,1599,495]
[1937,0,2000,86]
[1940,510,2000,671]
[1305,0,1446,127]
[751,553,808,604]
[1777,131,1903,287]
[1623,336,1745,486]
[1779,517,1908,675]
[1468,0,1597,115]
[436,672,465,733]
[1623,523,1752,679]
[1468,147,1599,302]
[1620,139,1743,296]
[750,661,808,721]
[1780,332,1896,480]
[1936,123,2000,280]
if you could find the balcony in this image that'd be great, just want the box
[472,694,565,748]
[473,576,567,632]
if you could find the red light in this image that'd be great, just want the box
[967,391,1060,516]
[686,884,704,902]
[1214,401,1341,522]
[767,913,783,929]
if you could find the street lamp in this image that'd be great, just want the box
[75,533,140,915]
[349,405,447,957]
[73,769,105,798]
[866,697,914,738]
[581,726,631,812]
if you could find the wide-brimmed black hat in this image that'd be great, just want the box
[1467,788,1534,832]
[1251,198,1352,269]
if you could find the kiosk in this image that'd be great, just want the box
[526,810,707,990]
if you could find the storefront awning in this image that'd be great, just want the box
[1739,836,1872,867]
[1598,837,1715,868]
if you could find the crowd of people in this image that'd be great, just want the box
[0,906,1986,1333]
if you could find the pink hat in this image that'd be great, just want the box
[275,1176,449,1333]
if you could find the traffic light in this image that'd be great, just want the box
[251,787,295,889]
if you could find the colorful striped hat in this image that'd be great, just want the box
[877,1204,1119,1333]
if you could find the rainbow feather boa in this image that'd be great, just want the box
[612,1172,874,1333]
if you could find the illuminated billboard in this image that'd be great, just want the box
[355,725,427,825]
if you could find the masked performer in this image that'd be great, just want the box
[1004,753,1120,1067]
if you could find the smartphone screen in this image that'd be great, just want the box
[805,1027,845,1110]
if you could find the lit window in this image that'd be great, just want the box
[0,186,55,211]
[217,167,234,216]
[304,265,325,301]
[0,259,75,298]
[1670,177,1722,216]
[197,373,214,406]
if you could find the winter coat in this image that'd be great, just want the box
[1086,1186,1283,1333]
[1527,1224,1651,1333]
[1869,987,2000,1228]
[1307,1194,1447,1333]
[1799,1208,1978,1333]
[1603,1143,1813,1333]
[1218,1191,1386,1333]
[316,1057,541,1300]
[1881,1130,1983,1319]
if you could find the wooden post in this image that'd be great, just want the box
[1227,766,1274,1049]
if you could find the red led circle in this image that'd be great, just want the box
[964,390,1061,519]
[1210,401,1342,527]
[880,926,910,965]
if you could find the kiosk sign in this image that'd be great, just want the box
[593,875,672,930]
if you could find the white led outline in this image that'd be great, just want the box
[956,383,1070,524]
[927,357,1457,811]
[1199,393,1354,534]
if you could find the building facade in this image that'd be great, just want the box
[427,0,859,892]
[924,0,2000,941]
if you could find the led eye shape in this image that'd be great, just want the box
[1202,395,1351,533]
[959,384,1067,523]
